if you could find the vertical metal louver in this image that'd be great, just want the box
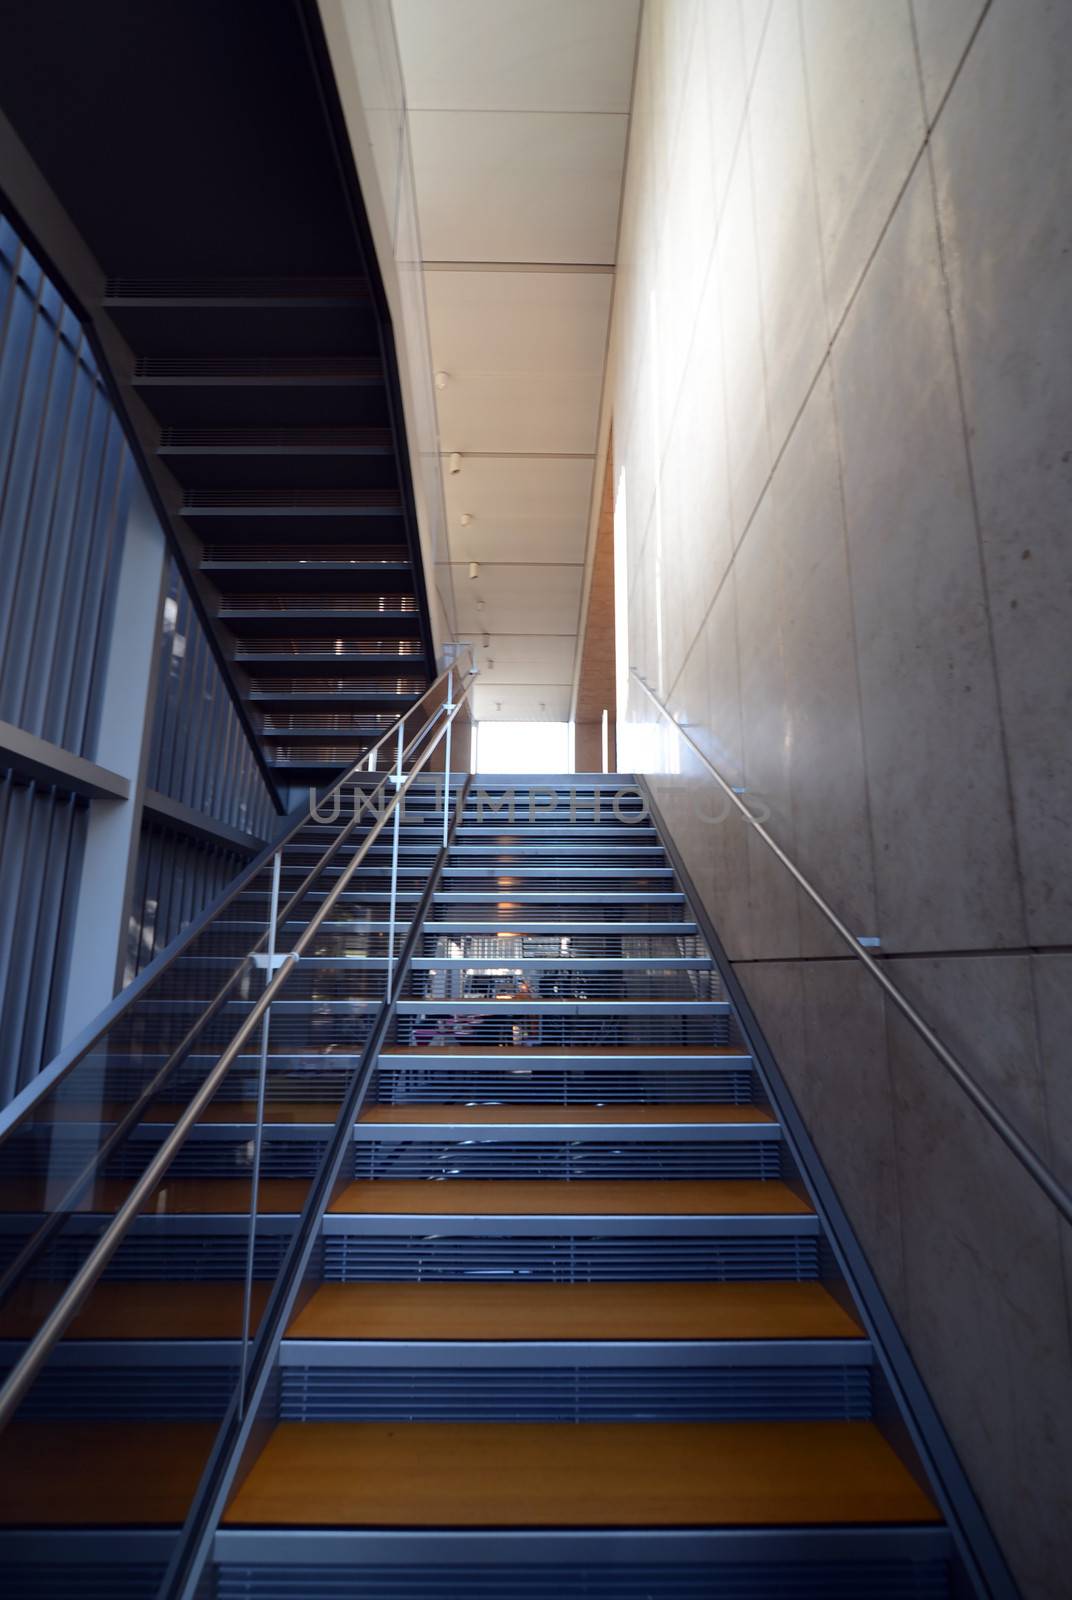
[146,560,277,838]
[0,218,131,756]
[0,776,87,1102]
[126,820,251,978]
[0,215,129,1098]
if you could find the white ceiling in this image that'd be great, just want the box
[444,456,595,566]
[390,0,640,112]
[391,0,639,721]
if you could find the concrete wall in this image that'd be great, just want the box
[610,2,1072,1594]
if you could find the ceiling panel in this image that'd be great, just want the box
[473,683,573,721]
[426,270,611,452]
[424,269,612,374]
[468,633,577,685]
[452,562,583,635]
[444,456,595,565]
[409,111,627,263]
[435,373,601,454]
[392,0,640,113]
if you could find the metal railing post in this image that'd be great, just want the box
[442,664,455,849]
[237,846,281,1419]
[384,721,404,1004]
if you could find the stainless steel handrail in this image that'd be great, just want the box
[157,774,475,1600]
[0,649,472,1148]
[0,662,476,1429]
[630,668,1072,1227]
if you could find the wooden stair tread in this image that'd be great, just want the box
[359,1104,773,1126]
[287,1282,863,1341]
[33,1102,770,1128]
[0,1177,310,1214]
[329,1180,812,1216]
[225,1421,940,1527]
[0,1281,271,1340]
[0,1422,217,1525]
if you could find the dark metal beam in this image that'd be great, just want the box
[140,788,266,856]
[0,721,129,801]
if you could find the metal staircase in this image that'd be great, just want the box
[108,282,432,786]
[0,691,1000,1596]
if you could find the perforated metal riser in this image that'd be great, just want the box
[268,869,433,896]
[9,1366,237,1421]
[440,874,674,894]
[4,1362,871,1426]
[390,1016,737,1049]
[117,1140,328,1180]
[7,1135,330,1182]
[95,1061,359,1105]
[458,810,650,830]
[278,1365,872,1423]
[243,898,414,925]
[445,850,666,868]
[213,1558,950,1599]
[7,1231,298,1283]
[351,1141,785,1181]
[3,1564,167,1600]
[153,968,390,1003]
[236,887,422,912]
[101,1013,376,1052]
[402,968,721,1003]
[421,935,709,960]
[431,901,685,924]
[322,1235,820,1283]
[11,1136,785,1183]
[454,817,658,832]
[371,1066,756,1105]
[82,1056,755,1107]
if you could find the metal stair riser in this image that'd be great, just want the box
[389,1011,742,1051]
[371,1061,759,1106]
[40,1052,761,1110]
[5,1127,792,1185]
[2,1344,873,1426]
[320,1230,822,1284]
[210,1553,952,1600]
[0,1222,304,1284]
[349,1140,787,1183]
[276,1364,873,1424]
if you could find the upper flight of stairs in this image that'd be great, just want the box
[104,282,431,786]
[0,776,958,1599]
[0,0,440,797]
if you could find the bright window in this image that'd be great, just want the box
[473,721,573,774]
